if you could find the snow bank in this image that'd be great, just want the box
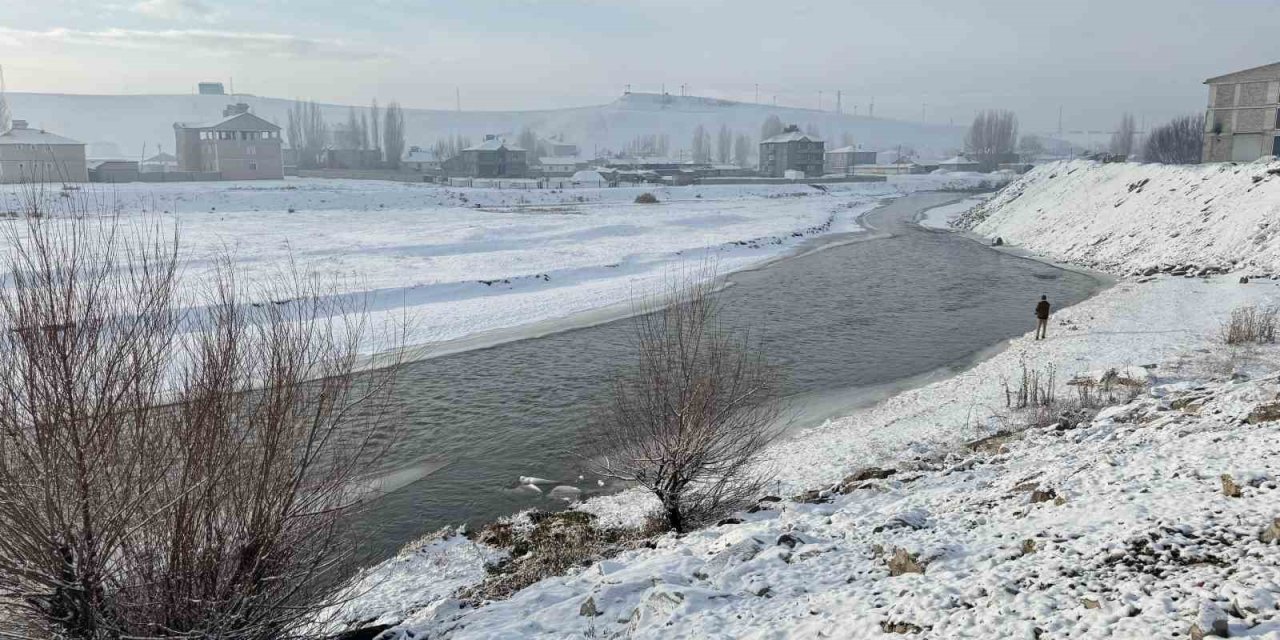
[961,159,1280,275]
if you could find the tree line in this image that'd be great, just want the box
[286,98,407,170]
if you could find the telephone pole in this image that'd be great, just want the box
[754,83,759,103]
[456,87,461,112]
[836,90,842,115]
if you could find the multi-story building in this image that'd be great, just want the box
[759,125,824,177]
[0,120,88,183]
[1202,62,1280,163]
[174,103,284,180]
[825,146,877,175]
[448,135,528,178]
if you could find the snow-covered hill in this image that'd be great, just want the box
[962,159,1280,276]
[5,91,964,160]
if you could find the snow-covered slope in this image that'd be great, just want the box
[962,159,1280,276]
[6,91,964,160]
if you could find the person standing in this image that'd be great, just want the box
[1034,295,1051,340]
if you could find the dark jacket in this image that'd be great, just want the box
[1035,300,1051,320]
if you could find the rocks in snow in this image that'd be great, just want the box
[548,485,583,502]
[1188,602,1229,639]
[1246,402,1280,424]
[1029,488,1059,504]
[1221,474,1243,498]
[838,466,897,493]
[579,596,601,617]
[886,548,926,576]
[1260,518,1280,544]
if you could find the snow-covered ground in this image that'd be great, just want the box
[321,161,1280,638]
[0,175,992,354]
[917,195,988,230]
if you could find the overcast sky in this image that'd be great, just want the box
[2,0,1276,134]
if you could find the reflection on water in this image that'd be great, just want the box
[351,193,1101,560]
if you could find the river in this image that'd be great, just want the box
[352,191,1103,560]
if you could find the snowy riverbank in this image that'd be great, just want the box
[319,160,1280,639]
[0,175,996,356]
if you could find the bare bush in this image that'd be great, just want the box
[582,268,783,533]
[1109,113,1136,159]
[634,192,659,204]
[1003,357,1056,410]
[0,195,401,638]
[1220,304,1279,345]
[1143,115,1203,165]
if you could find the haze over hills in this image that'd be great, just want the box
[5,91,966,161]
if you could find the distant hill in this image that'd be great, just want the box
[5,91,966,161]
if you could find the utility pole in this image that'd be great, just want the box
[818,90,823,111]
[773,95,777,106]
[754,83,759,103]
[869,97,874,118]
[1057,105,1063,137]
[836,90,842,115]
[456,87,461,112]
[921,103,927,122]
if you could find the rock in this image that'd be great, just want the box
[579,596,601,617]
[703,538,764,575]
[1240,276,1251,284]
[627,586,685,631]
[880,620,925,634]
[329,625,394,640]
[1029,488,1058,504]
[1260,517,1280,544]
[757,495,782,503]
[1020,539,1037,556]
[883,508,932,531]
[1189,602,1229,639]
[776,533,802,548]
[795,489,831,504]
[1221,474,1243,498]
[1246,402,1280,423]
[1081,598,1101,609]
[1142,266,1160,277]
[992,237,1004,246]
[887,548,925,576]
[716,517,743,527]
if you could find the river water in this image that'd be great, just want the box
[353,192,1102,559]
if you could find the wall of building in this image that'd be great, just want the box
[1202,75,1280,163]
[0,144,89,183]
[759,140,824,177]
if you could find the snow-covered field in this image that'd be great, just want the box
[0,175,991,353]
[321,161,1280,638]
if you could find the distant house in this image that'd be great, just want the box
[89,160,140,183]
[759,125,824,177]
[403,147,441,172]
[198,82,227,95]
[1202,62,1280,163]
[825,146,878,175]
[0,120,89,184]
[538,157,581,176]
[174,103,284,180]
[449,135,528,178]
[540,138,579,157]
[141,151,178,173]
[937,156,981,173]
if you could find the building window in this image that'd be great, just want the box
[247,146,256,155]
[249,161,258,171]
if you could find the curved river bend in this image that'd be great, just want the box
[355,192,1102,559]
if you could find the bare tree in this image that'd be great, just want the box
[286,100,328,169]
[964,109,1019,171]
[369,99,382,159]
[1143,115,1203,165]
[690,125,711,163]
[518,127,538,157]
[382,101,406,169]
[840,132,855,148]
[1109,113,1136,158]
[804,123,820,138]
[582,268,784,533]
[761,115,783,141]
[0,92,10,132]
[0,192,402,638]
[1017,135,1046,160]
[733,133,752,167]
[716,125,732,164]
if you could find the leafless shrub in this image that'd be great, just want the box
[1220,304,1278,345]
[1003,357,1056,410]
[634,192,659,204]
[965,109,1018,171]
[581,267,784,533]
[0,192,402,638]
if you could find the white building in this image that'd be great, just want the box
[0,120,89,184]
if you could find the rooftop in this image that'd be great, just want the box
[762,126,823,144]
[0,120,83,146]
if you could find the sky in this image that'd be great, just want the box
[1,0,1278,134]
